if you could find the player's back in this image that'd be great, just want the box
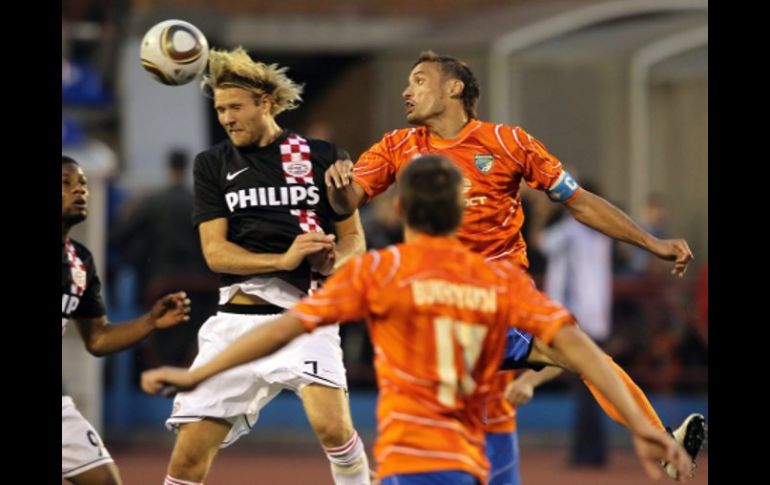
[294,224,573,480]
[362,235,516,481]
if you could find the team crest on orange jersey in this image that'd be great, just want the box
[474,154,494,174]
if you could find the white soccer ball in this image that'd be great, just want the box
[140,19,209,86]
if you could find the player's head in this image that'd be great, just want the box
[397,155,464,236]
[62,156,88,226]
[403,50,480,125]
[167,149,189,182]
[202,47,303,147]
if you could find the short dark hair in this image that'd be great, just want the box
[168,149,189,171]
[398,155,464,236]
[62,155,78,165]
[413,50,480,119]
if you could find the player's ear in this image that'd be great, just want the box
[448,79,464,98]
[258,93,273,112]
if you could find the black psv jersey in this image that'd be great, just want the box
[192,130,349,293]
[62,239,106,333]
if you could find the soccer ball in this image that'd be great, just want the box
[140,19,209,86]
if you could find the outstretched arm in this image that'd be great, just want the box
[564,189,693,276]
[75,292,190,356]
[141,313,306,393]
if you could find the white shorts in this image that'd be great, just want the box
[62,396,114,478]
[167,311,347,447]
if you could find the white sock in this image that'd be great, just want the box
[323,432,371,484]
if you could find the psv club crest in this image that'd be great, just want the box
[73,268,87,289]
[285,160,312,178]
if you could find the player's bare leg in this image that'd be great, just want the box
[166,418,231,484]
[301,384,371,484]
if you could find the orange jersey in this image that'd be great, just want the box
[353,120,567,267]
[292,236,575,482]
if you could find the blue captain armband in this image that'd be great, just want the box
[546,170,580,202]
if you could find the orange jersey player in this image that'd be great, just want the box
[292,232,569,482]
[323,51,703,482]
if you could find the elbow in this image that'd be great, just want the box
[565,201,594,227]
[202,245,225,273]
[331,198,355,218]
[564,189,598,220]
[275,317,307,349]
[260,320,303,357]
[204,257,222,274]
[84,340,108,357]
[564,194,587,218]
[330,187,363,217]
[569,207,589,225]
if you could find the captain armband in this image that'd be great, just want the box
[546,170,580,202]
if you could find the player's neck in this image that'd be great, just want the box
[62,224,70,243]
[404,226,457,243]
[425,113,470,140]
[255,119,283,147]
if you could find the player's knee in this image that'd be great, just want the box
[168,444,210,480]
[530,338,575,371]
[314,416,354,447]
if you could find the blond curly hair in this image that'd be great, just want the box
[201,47,303,115]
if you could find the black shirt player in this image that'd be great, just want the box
[62,156,190,484]
[158,47,372,485]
